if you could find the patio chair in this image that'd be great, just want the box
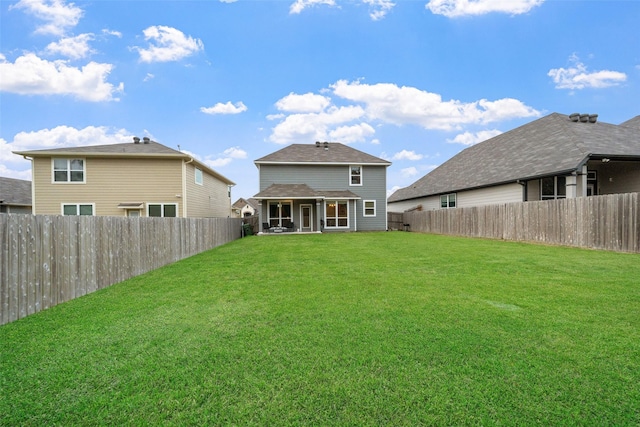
[262,222,271,233]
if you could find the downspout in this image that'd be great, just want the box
[22,155,36,214]
[353,200,357,232]
[516,180,527,202]
[183,157,194,218]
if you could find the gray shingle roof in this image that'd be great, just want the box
[388,113,640,203]
[255,142,391,165]
[0,177,32,206]
[254,184,360,199]
[621,115,640,129]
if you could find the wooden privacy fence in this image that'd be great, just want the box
[401,193,640,253]
[0,215,243,325]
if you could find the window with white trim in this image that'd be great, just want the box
[325,200,349,227]
[350,165,362,186]
[268,202,292,227]
[363,200,376,217]
[195,168,203,185]
[53,158,85,183]
[148,203,178,217]
[440,193,456,209]
[62,203,94,215]
[540,176,566,200]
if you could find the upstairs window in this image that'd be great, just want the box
[53,158,84,183]
[195,168,203,185]
[440,193,456,209]
[350,166,362,186]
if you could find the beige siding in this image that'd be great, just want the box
[185,163,231,217]
[457,183,523,207]
[32,157,184,216]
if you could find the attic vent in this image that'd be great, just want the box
[316,141,320,147]
[569,113,598,123]
[143,137,151,144]
[324,141,329,150]
[133,137,141,144]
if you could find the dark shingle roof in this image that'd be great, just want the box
[388,113,640,203]
[254,184,360,199]
[255,142,391,165]
[0,177,32,206]
[621,115,640,130]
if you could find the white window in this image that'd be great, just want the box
[440,193,456,209]
[268,202,292,227]
[195,168,203,185]
[540,176,566,200]
[325,200,349,228]
[53,158,85,183]
[350,165,362,186]
[148,203,178,217]
[364,200,376,217]
[62,203,94,215]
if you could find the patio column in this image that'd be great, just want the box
[257,199,264,232]
[566,174,577,198]
[316,199,322,232]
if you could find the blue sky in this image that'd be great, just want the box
[1,0,639,201]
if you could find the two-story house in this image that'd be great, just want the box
[13,137,235,217]
[253,141,391,233]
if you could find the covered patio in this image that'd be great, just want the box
[253,184,361,234]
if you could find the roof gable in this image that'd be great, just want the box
[389,112,640,203]
[255,142,391,166]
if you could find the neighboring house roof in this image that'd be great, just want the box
[232,197,259,210]
[621,115,640,129]
[388,113,640,203]
[254,142,391,166]
[13,140,236,185]
[254,184,360,200]
[0,177,32,206]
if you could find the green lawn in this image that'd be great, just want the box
[1,232,639,425]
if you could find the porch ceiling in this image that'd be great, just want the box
[254,184,360,200]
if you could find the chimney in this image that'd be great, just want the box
[143,137,151,144]
[133,137,140,144]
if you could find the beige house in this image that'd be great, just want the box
[13,138,235,217]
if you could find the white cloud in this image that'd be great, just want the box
[201,101,248,115]
[1,126,132,179]
[0,53,124,101]
[548,55,627,90]
[400,167,419,178]
[290,0,336,14]
[363,0,395,20]
[269,105,365,144]
[329,123,375,143]
[45,33,94,59]
[426,0,544,18]
[330,80,539,130]
[202,146,247,168]
[10,0,83,36]
[275,92,331,113]
[393,150,424,161]
[102,29,122,38]
[447,129,502,145]
[134,26,204,63]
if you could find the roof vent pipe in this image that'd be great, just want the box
[143,137,150,144]
[569,113,580,122]
[133,137,140,144]
[580,114,589,123]
[589,114,598,123]
[324,141,329,150]
[316,141,320,147]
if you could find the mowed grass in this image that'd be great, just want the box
[1,232,639,425]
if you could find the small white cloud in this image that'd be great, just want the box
[328,123,375,143]
[202,146,247,168]
[426,0,544,18]
[10,0,83,36]
[45,33,95,59]
[290,0,336,14]
[400,166,419,178]
[223,146,247,159]
[393,150,424,161]
[143,73,155,82]
[134,26,204,63]
[363,0,395,20]
[102,29,122,38]
[447,129,502,145]
[275,92,331,113]
[0,53,123,101]
[201,101,248,115]
[269,105,365,144]
[548,55,627,90]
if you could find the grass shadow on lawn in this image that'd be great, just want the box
[2,232,639,425]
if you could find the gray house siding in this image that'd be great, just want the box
[259,164,387,231]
